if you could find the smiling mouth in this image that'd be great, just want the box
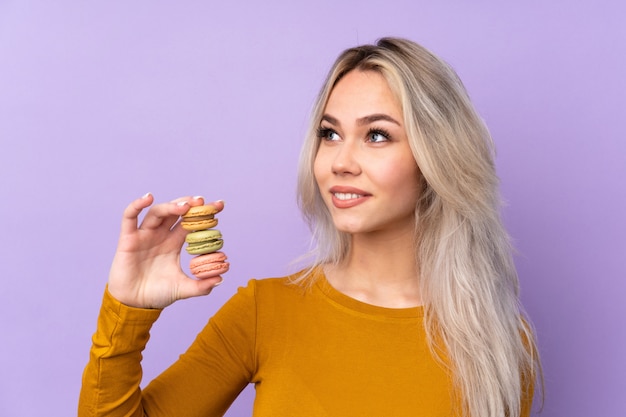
[333,192,363,200]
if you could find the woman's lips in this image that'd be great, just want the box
[329,186,371,208]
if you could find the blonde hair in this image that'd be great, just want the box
[296,37,541,417]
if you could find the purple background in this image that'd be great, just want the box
[1,1,624,416]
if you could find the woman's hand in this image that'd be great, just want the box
[107,193,225,309]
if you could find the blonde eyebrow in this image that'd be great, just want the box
[320,113,401,127]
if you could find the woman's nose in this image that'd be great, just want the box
[331,140,361,176]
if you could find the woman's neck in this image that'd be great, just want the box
[324,228,422,308]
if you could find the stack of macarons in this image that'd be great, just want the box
[181,204,229,279]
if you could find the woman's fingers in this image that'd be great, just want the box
[139,200,185,230]
[120,192,154,236]
[178,275,224,300]
[122,195,222,233]
[173,195,205,207]
[208,199,225,214]
[139,195,208,231]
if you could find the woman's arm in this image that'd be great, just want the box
[78,194,227,416]
[78,289,161,417]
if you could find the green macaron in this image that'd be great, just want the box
[185,229,224,255]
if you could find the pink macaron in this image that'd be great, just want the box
[189,251,230,279]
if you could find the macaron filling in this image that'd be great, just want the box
[189,252,230,279]
[185,230,224,255]
[181,205,220,231]
[181,217,218,231]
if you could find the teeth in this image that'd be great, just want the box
[334,192,362,200]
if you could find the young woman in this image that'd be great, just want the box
[79,37,541,417]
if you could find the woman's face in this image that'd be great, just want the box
[313,70,421,237]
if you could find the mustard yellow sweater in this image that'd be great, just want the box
[79,270,532,416]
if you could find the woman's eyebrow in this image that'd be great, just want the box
[320,113,401,127]
[357,114,401,126]
[321,114,340,126]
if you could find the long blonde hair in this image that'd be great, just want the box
[296,37,541,417]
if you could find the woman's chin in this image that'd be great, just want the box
[332,220,370,235]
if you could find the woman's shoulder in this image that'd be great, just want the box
[237,267,321,307]
[211,270,314,326]
[245,267,313,294]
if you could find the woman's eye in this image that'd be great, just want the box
[317,127,340,141]
[368,130,390,143]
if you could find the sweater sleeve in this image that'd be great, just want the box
[78,287,162,417]
[78,282,258,417]
[139,281,258,417]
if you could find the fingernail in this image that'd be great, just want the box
[193,195,204,200]
[213,278,224,287]
[142,192,152,198]
[217,199,225,205]
[176,201,188,207]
